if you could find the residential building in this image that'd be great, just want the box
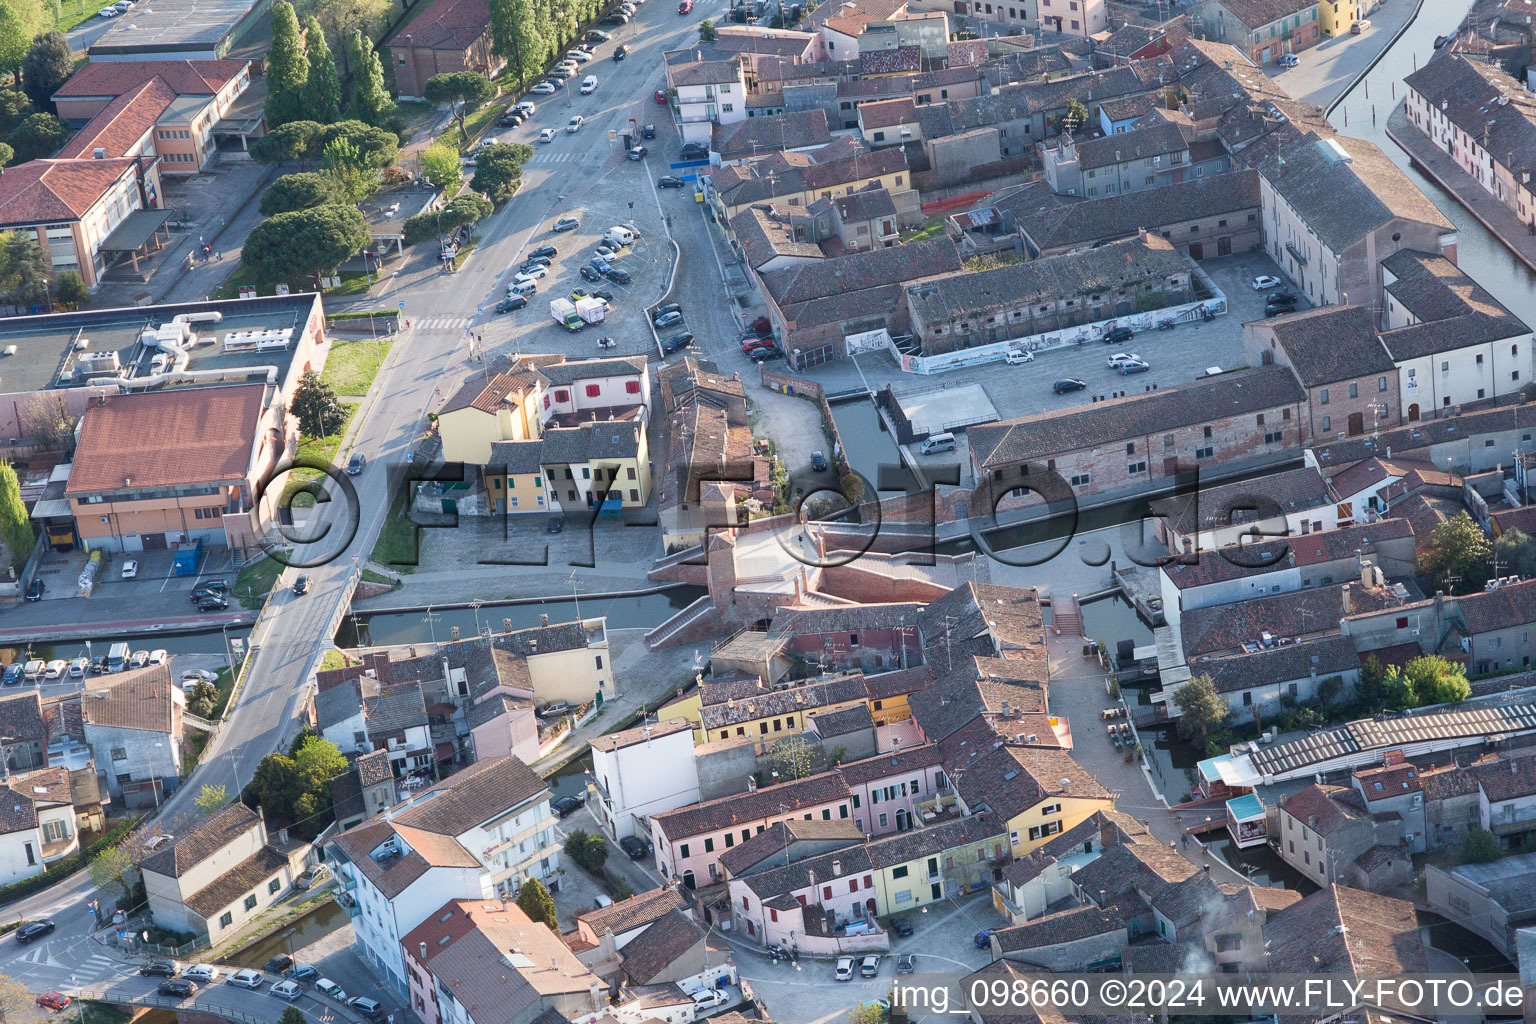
[966,365,1306,504]
[62,383,295,554]
[0,767,85,885]
[326,756,560,998]
[1195,0,1322,64]
[1424,852,1536,958]
[1039,122,1190,198]
[464,693,539,766]
[141,803,301,938]
[1273,784,1409,888]
[1031,0,1106,35]
[905,233,1192,356]
[650,770,854,888]
[329,750,400,831]
[388,0,504,100]
[313,675,435,779]
[401,898,604,1024]
[437,366,545,466]
[954,744,1113,856]
[656,358,761,551]
[1260,884,1426,983]
[589,718,700,841]
[710,146,911,222]
[838,744,946,835]
[1351,754,1426,853]
[0,691,48,772]
[1243,306,1400,440]
[1470,753,1536,849]
[1183,633,1362,716]
[1148,465,1337,555]
[80,665,183,807]
[1257,133,1457,309]
[1403,55,1536,232]
[993,810,1146,923]
[669,57,749,142]
[710,109,833,165]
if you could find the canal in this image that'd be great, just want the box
[828,395,905,489]
[1331,0,1536,328]
[333,586,706,648]
[221,899,349,969]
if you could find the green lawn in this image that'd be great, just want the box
[320,650,349,671]
[55,0,109,32]
[370,483,419,573]
[207,666,236,717]
[286,401,360,499]
[322,338,394,396]
[182,730,210,775]
[361,568,397,587]
[234,555,284,610]
[455,102,504,152]
[323,271,376,298]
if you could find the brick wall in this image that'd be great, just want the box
[819,564,951,602]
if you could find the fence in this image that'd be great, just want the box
[81,988,346,1024]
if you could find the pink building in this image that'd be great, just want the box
[466,693,539,764]
[839,745,946,835]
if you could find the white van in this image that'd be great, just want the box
[107,642,130,672]
[509,278,538,297]
[580,75,598,94]
[1004,349,1033,364]
[919,432,956,455]
[603,226,634,248]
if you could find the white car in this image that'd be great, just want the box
[580,75,598,94]
[1004,349,1033,364]
[43,660,67,680]
[567,49,592,62]
[692,989,728,1012]
[515,266,548,282]
[530,82,557,95]
[515,100,537,115]
[477,136,500,149]
[226,969,263,989]
[834,956,856,981]
[538,128,557,143]
[183,965,220,983]
[131,650,150,668]
[68,658,88,678]
[121,559,138,579]
[1107,352,1142,368]
[566,115,584,133]
[148,649,168,666]
[1252,274,1282,290]
[96,6,119,15]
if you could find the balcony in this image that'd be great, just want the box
[1285,242,1308,267]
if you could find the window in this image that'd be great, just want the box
[1203,425,1213,439]
[704,837,714,852]
[1195,445,1214,459]
[219,912,233,928]
[1125,442,1135,455]
[269,878,282,894]
[1321,416,1331,432]
[244,894,258,911]
[625,380,641,394]
[584,384,601,398]
[892,865,908,879]
[111,747,127,761]
[1128,460,1147,475]
[1069,472,1090,487]
[1027,821,1062,841]
[1349,382,1358,398]
[1320,388,1330,405]
[1379,376,1388,391]
[879,812,889,828]
[679,843,690,858]
[555,389,569,402]
[1265,431,1283,444]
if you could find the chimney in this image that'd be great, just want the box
[419,942,428,959]
[832,859,842,875]
[92,147,106,159]
[1360,559,1374,588]
[540,613,550,626]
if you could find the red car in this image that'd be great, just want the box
[36,993,70,1012]
[739,334,774,355]
[743,315,771,337]
[654,89,667,104]
[678,0,692,12]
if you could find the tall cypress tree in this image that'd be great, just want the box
[264,2,311,128]
[346,30,394,128]
[0,460,35,574]
[302,18,342,124]
[490,0,547,87]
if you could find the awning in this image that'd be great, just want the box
[98,209,172,254]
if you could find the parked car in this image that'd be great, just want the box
[183,965,220,983]
[1278,53,1299,67]
[553,795,582,817]
[272,981,303,1001]
[529,244,558,259]
[546,516,565,534]
[1267,291,1298,307]
[347,452,367,476]
[810,450,828,471]
[604,266,632,284]
[586,28,611,40]
[1351,18,1369,32]
[1263,303,1293,318]
[130,650,150,668]
[515,100,537,115]
[181,669,218,684]
[141,959,180,977]
[680,142,709,159]
[158,980,196,998]
[15,920,54,944]
[739,335,773,356]
[834,957,856,981]
[859,954,881,978]
[496,296,528,314]
[975,929,996,948]
[521,256,552,271]
[35,993,70,1012]
[1252,274,1282,290]
[265,955,294,975]
[1106,352,1141,368]
[691,989,726,1012]
[2,665,20,685]
[25,578,42,602]
[198,595,228,612]
[654,310,683,329]
[191,580,228,597]
[292,575,310,595]
[96,7,120,16]
[291,964,319,982]
[350,997,384,1021]
[579,265,603,282]
[1119,359,1151,375]
[642,123,657,138]
[540,701,571,718]
[1103,325,1134,344]
[580,75,598,94]
[627,145,648,160]
[658,174,686,189]
[531,82,557,95]
[889,918,913,938]
[612,42,631,56]
[896,953,916,974]
[515,265,548,282]
[1053,378,1088,394]
[121,559,139,579]
[661,333,695,353]
[227,969,263,989]
[43,660,66,680]
[496,113,523,127]
[315,979,348,1002]
[567,49,592,62]
[553,216,580,231]
[745,315,772,335]
[619,835,650,858]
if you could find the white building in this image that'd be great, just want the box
[141,803,302,937]
[589,718,699,841]
[326,756,560,998]
[0,767,84,886]
[666,57,748,144]
[539,356,653,423]
[81,665,184,808]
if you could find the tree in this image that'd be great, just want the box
[1315,675,1344,707]
[18,394,75,452]
[0,461,33,574]
[195,784,230,813]
[0,88,31,136]
[0,0,42,76]
[301,0,387,51]
[89,841,136,902]
[564,828,608,873]
[469,143,525,201]
[345,30,394,128]
[423,72,496,142]
[261,171,345,216]
[6,110,65,161]
[419,139,461,188]
[1420,511,1491,594]
[320,138,380,203]
[53,268,86,308]
[318,119,399,167]
[1173,673,1228,741]
[1460,826,1502,864]
[20,30,72,109]
[1385,655,1470,710]
[280,1009,308,1024]
[0,141,11,167]
[698,17,716,39]
[0,229,52,307]
[291,369,346,439]
[767,736,819,780]
[264,2,311,128]
[1356,653,1386,709]
[1055,96,1090,134]
[302,17,343,124]
[0,972,32,1022]
[253,120,325,166]
[516,877,559,930]
[849,1005,883,1024]
[1491,527,1536,580]
[241,202,370,287]
[490,0,547,88]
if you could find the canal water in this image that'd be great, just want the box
[1079,594,1156,652]
[333,586,706,648]
[1331,0,1536,328]
[1204,834,1319,894]
[828,396,905,488]
[221,899,349,969]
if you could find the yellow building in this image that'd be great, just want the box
[870,814,1009,911]
[437,369,545,465]
[484,440,548,515]
[1319,0,1355,36]
[696,674,869,743]
[956,746,1113,857]
[710,147,912,223]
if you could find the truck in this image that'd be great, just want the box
[550,298,585,331]
[575,297,607,325]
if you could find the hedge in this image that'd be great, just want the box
[0,816,141,910]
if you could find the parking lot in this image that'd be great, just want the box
[29,545,238,605]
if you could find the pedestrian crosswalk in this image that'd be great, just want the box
[528,151,577,164]
[413,316,471,331]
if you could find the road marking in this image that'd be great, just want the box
[415,317,470,330]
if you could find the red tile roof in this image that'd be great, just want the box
[0,158,142,225]
[391,0,492,51]
[52,59,247,101]
[58,78,180,159]
[66,385,267,495]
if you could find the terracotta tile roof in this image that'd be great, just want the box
[331,821,433,899]
[439,369,540,416]
[1259,305,1396,387]
[58,78,180,159]
[66,385,267,495]
[1453,579,1536,636]
[0,158,142,226]
[993,904,1125,954]
[716,818,863,876]
[1209,0,1315,28]
[142,802,260,877]
[1194,634,1361,695]
[390,755,548,834]
[0,692,46,746]
[53,59,247,100]
[652,770,851,841]
[577,886,684,936]
[1276,784,1371,837]
[6,766,80,808]
[1149,466,1330,537]
[184,845,288,919]
[1262,884,1424,981]
[1181,582,1396,657]
[957,744,1110,821]
[390,0,493,51]
[81,665,177,734]
[590,717,692,753]
[1468,753,1536,803]
[1286,517,1414,566]
[620,910,706,984]
[860,46,920,75]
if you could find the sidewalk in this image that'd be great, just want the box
[1386,99,1536,273]
[1264,0,1421,109]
